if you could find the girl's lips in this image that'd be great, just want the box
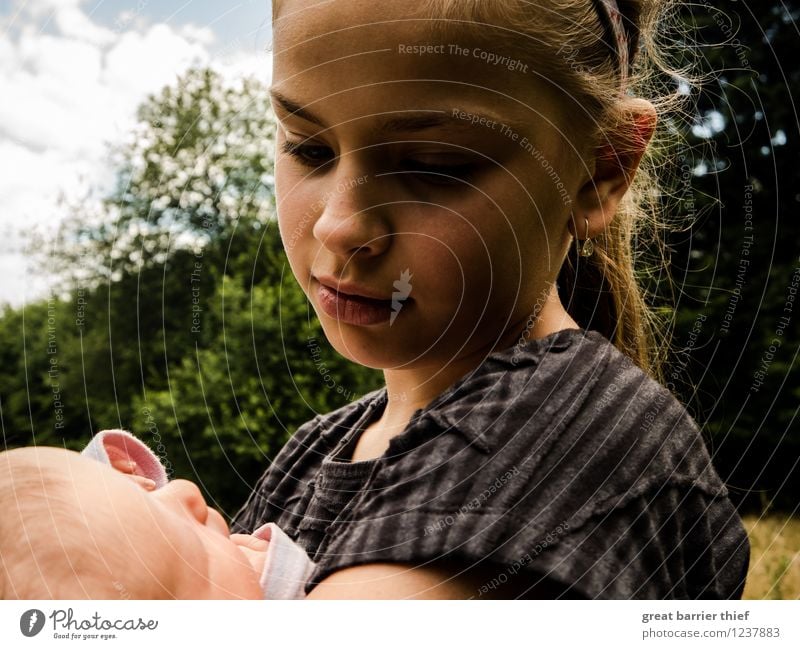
[316,282,397,326]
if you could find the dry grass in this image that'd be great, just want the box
[742,512,800,600]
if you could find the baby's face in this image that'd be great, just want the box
[143,477,265,599]
[3,448,263,599]
[273,0,586,368]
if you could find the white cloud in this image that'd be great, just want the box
[53,3,117,46]
[0,0,271,308]
[103,23,210,99]
[179,23,216,47]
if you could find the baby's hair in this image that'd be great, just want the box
[272,0,698,385]
[0,448,173,599]
[0,449,85,598]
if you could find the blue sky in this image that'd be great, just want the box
[0,0,273,307]
[83,0,272,53]
[3,0,272,48]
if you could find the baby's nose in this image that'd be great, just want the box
[161,479,209,524]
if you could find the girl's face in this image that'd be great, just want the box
[273,0,585,368]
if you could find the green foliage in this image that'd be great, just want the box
[660,3,799,512]
[128,262,382,516]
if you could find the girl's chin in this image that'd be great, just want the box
[320,330,416,369]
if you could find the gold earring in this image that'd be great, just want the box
[577,216,594,257]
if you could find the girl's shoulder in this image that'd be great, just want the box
[415,327,727,499]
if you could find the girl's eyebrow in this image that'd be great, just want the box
[269,88,530,135]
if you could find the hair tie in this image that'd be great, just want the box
[594,0,631,90]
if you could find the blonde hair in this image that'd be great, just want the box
[0,450,91,598]
[272,0,694,386]
[412,0,692,386]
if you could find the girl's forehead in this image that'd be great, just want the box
[272,6,565,137]
[274,0,547,80]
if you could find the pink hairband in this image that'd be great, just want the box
[595,0,632,89]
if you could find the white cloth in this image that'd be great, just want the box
[251,522,318,599]
[81,428,316,599]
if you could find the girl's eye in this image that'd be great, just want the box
[280,140,334,168]
[400,159,475,186]
[281,139,475,186]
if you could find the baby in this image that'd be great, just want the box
[0,434,314,599]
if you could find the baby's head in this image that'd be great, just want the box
[272,0,680,378]
[0,447,262,599]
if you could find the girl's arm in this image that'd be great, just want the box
[306,561,573,599]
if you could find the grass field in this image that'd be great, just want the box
[742,512,800,599]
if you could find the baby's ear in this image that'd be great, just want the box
[103,437,138,472]
[572,98,657,238]
[82,429,169,489]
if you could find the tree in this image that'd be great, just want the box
[664,2,799,512]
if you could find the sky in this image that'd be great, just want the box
[0,0,273,307]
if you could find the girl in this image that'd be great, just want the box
[231,0,751,599]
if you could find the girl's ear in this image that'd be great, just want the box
[571,98,657,238]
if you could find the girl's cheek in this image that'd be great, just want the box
[278,203,316,259]
[275,167,313,250]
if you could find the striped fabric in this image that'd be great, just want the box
[231,327,750,599]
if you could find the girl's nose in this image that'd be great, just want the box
[311,165,392,259]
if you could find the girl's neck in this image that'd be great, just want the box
[377,300,580,441]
